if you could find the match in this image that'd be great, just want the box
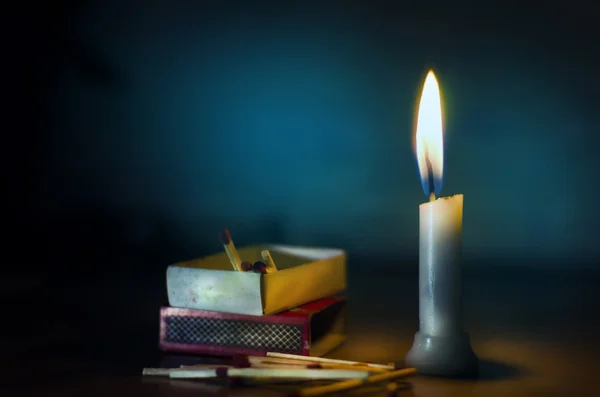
[219,228,242,271]
[252,261,268,274]
[169,367,370,380]
[289,367,417,397]
[243,356,388,373]
[144,358,382,378]
[142,368,172,376]
[261,249,278,273]
[265,352,395,370]
[143,364,227,376]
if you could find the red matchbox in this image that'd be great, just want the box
[159,296,346,357]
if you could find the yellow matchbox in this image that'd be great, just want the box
[166,245,347,316]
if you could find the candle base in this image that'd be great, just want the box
[404,331,478,377]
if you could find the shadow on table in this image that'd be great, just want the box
[476,359,525,381]
[415,359,525,382]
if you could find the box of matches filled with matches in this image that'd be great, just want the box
[166,238,346,316]
[159,296,346,357]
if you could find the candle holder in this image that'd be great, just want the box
[405,331,478,378]
[404,268,479,377]
[404,195,479,377]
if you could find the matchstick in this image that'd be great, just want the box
[180,364,231,369]
[288,367,417,397]
[243,356,387,373]
[192,358,337,371]
[219,229,242,271]
[241,362,323,370]
[169,367,370,380]
[261,249,278,273]
[144,361,347,378]
[265,352,395,370]
[142,368,172,376]
[142,365,229,376]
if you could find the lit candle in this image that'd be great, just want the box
[404,70,478,377]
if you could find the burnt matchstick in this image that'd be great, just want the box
[219,229,242,271]
[240,261,253,272]
[252,261,267,274]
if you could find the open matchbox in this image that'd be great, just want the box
[166,245,347,316]
[159,296,347,357]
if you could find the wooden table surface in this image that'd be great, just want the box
[3,264,599,396]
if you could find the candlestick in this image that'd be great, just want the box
[404,70,478,377]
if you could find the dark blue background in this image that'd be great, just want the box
[7,1,599,273]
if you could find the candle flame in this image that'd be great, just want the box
[415,70,444,198]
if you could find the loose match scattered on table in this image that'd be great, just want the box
[143,352,417,396]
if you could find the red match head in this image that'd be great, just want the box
[219,229,232,244]
[215,367,229,377]
[253,261,267,274]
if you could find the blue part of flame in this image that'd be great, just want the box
[418,157,443,198]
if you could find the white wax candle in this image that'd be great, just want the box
[419,194,463,337]
[406,70,477,377]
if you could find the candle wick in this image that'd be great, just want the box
[424,148,435,201]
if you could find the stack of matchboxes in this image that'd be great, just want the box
[160,233,347,358]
